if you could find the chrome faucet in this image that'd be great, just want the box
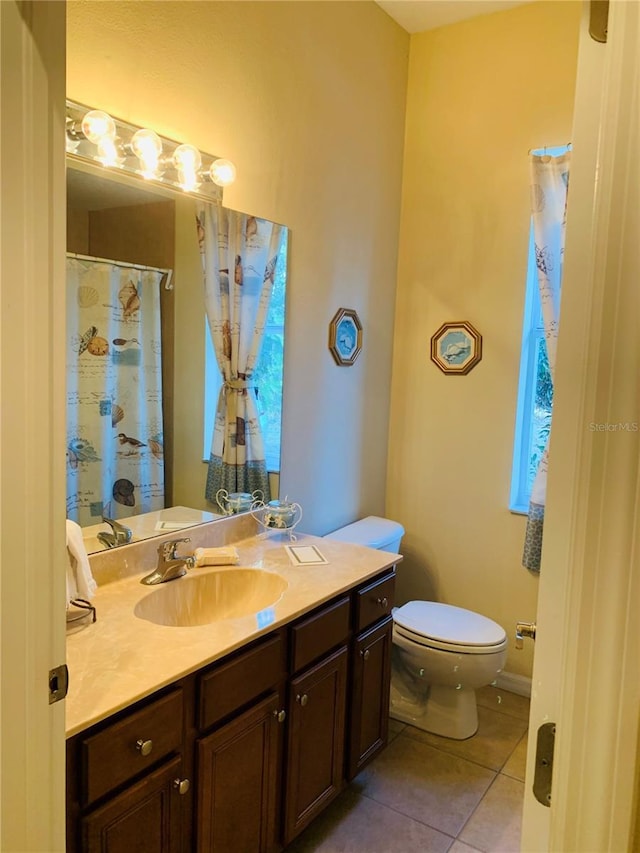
[97,516,133,549]
[140,537,193,585]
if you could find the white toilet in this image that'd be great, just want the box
[324,516,508,740]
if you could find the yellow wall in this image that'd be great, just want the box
[67,0,409,534]
[387,1,581,677]
[67,1,582,679]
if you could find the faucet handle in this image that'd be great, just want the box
[158,537,191,560]
[102,516,132,545]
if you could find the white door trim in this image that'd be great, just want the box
[0,1,66,849]
[522,2,640,850]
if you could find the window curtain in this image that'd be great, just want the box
[197,205,284,504]
[522,152,570,572]
[66,257,165,525]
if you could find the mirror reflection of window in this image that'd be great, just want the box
[203,229,287,472]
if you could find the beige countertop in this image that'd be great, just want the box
[65,525,400,738]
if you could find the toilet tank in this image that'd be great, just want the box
[324,516,404,553]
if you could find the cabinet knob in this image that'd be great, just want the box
[136,738,153,757]
[361,649,370,661]
[273,709,286,723]
[296,693,309,707]
[377,596,389,608]
[173,778,190,795]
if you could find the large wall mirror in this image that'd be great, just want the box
[66,158,288,553]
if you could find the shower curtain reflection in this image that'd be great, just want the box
[66,256,166,525]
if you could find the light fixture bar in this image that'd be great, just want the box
[66,99,234,203]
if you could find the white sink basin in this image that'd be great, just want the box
[134,568,288,627]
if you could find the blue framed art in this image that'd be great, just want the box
[430,321,482,375]
[329,308,363,366]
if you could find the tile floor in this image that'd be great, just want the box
[285,686,530,853]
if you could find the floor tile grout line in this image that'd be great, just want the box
[474,703,531,724]
[354,787,459,843]
[394,728,527,776]
[453,768,507,845]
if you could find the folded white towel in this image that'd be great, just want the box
[193,546,240,567]
[66,519,97,608]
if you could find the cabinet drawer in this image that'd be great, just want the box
[354,572,395,632]
[198,632,286,731]
[82,689,183,806]
[291,596,350,674]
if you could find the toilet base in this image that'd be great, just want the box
[390,682,479,740]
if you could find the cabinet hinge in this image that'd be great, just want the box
[49,664,69,704]
[533,721,555,807]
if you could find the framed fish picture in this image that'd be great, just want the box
[430,321,482,375]
[328,307,363,366]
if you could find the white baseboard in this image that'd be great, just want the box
[494,670,532,698]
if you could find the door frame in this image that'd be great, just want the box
[0,1,66,849]
[521,1,640,850]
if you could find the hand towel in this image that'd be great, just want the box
[66,519,97,608]
[192,546,240,567]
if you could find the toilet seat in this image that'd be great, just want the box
[393,601,507,655]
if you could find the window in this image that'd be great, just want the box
[510,144,568,513]
[203,230,287,472]
[510,227,553,513]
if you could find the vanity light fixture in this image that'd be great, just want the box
[66,99,236,202]
[209,158,237,187]
[173,143,202,191]
[80,109,116,144]
[130,128,163,179]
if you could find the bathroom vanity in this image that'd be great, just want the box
[65,521,399,852]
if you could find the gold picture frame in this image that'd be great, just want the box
[329,308,363,366]
[430,321,482,375]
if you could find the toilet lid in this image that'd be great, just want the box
[393,601,506,648]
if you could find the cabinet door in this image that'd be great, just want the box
[82,755,184,853]
[283,645,348,844]
[197,691,283,853]
[347,617,392,780]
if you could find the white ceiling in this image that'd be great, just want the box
[375,0,530,33]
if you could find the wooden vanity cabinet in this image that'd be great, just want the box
[66,568,396,853]
[81,755,184,852]
[195,631,287,853]
[66,684,193,853]
[283,594,350,844]
[197,690,284,853]
[346,570,395,780]
[347,617,392,779]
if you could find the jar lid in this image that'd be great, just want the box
[267,500,293,510]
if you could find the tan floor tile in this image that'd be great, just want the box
[459,773,524,852]
[449,842,483,853]
[284,786,453,852]
[476,686,530,722]
[502,732,528,782]
[353,733,495,837]
[403,706,527,771]
[389,717,406,742]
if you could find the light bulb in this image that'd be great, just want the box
[97,137,122,168]
[81,110,116,144]
[173,144,202,191]
[173,143,202,172]
[209,158,236,187]
[131,129,163,177]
